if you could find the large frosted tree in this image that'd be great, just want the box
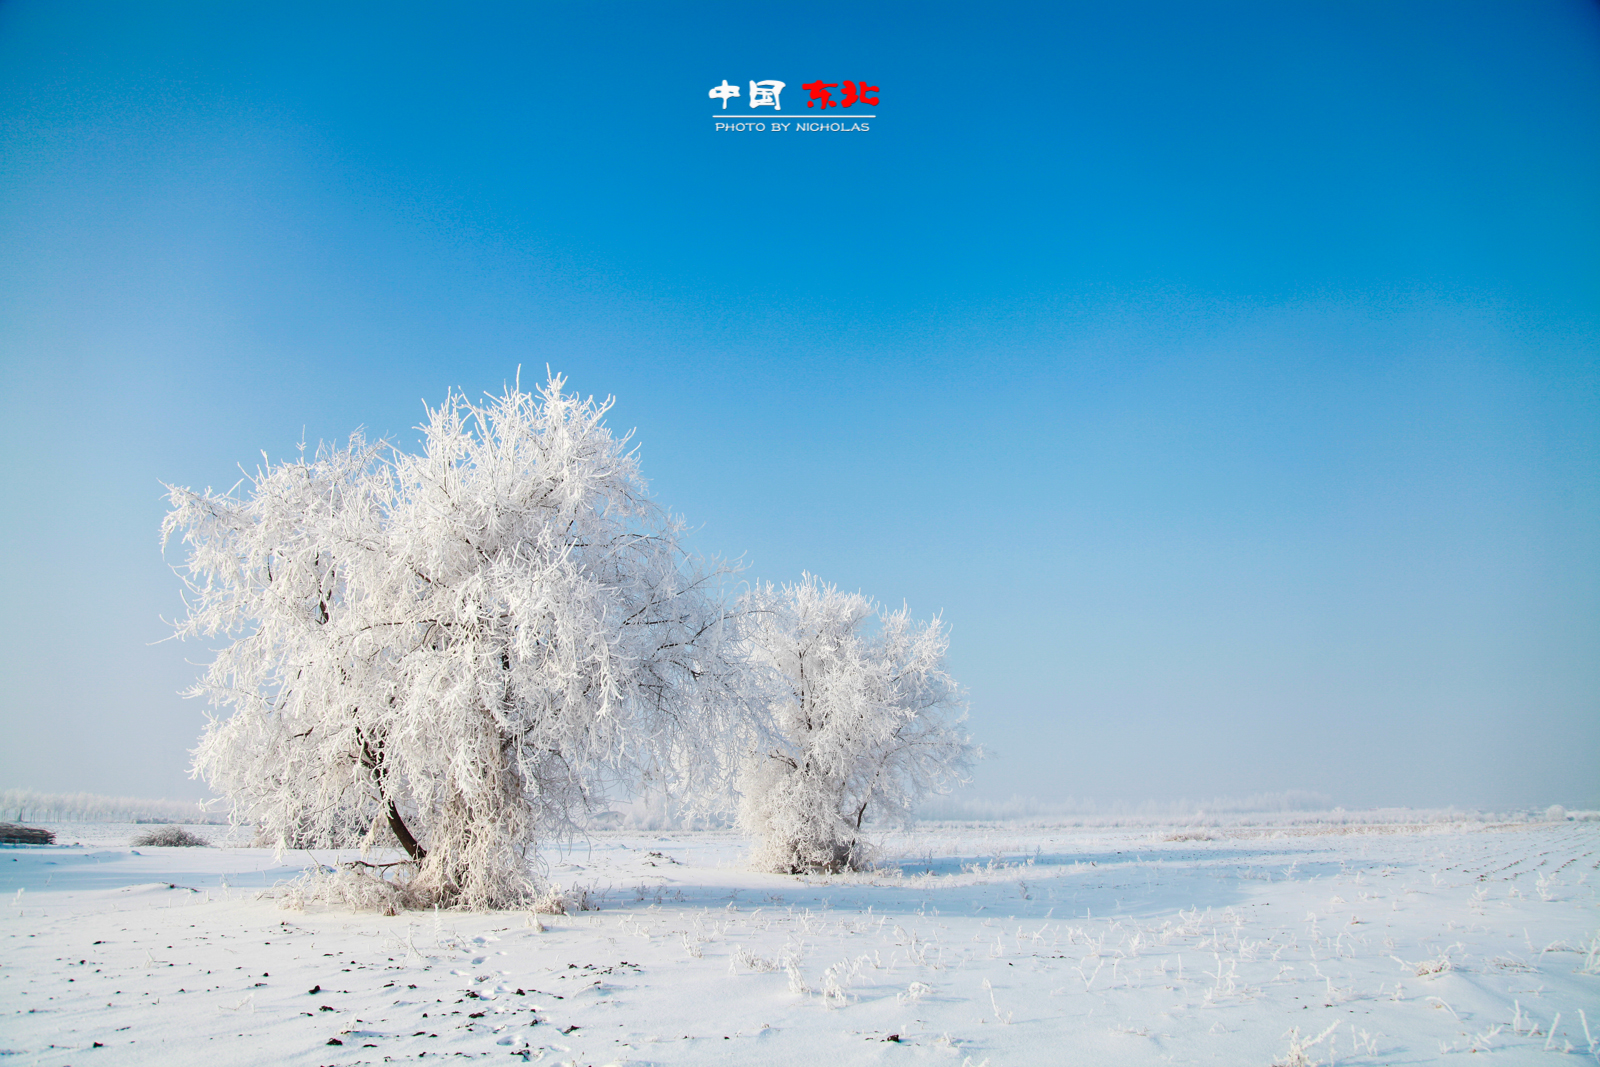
[163,375,748,908]
[737,574,975,873]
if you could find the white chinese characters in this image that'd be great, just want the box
[748,79,785,109]
[710,79,785,110]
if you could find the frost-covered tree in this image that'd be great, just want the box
[163,375,748,908]
[737,574,975,873]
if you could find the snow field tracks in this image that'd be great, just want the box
[1,820,1597,1064]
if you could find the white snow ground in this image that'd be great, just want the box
[3,819,1597,1066]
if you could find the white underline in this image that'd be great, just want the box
[712,114,877,118]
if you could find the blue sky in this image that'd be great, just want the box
[1,1,1595,810]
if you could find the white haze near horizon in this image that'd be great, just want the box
[5,788,1591,836]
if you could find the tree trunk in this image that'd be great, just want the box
[360,729,427,862]
[385,800,426,862]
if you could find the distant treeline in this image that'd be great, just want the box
[913,792,1587,828]
[915,790,1338,823]
[2,789,227,824]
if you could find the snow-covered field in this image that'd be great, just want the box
[4,819,1597,1066]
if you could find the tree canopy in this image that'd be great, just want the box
[163,375,748,907]
[737,574,975,873]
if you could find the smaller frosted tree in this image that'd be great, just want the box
[737,574,975,873]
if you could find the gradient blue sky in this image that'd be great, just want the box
[1,1,1595,810]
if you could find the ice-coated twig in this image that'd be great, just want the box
[981,978,1012,1025]
[1273,1022,1339,1067]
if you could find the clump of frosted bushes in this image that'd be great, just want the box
[277,860,593,917]
[130,825,209,847]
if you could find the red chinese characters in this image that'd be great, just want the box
[802,80,838,108]
[802,80,879,108]
[841,81,879,107]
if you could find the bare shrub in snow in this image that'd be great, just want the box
[1273,1022,1341,1066]
[737,574,975,873]
[535,882,603,914]
[163,374,750,909]
[1164,829,1221,842]
[0,824,54,845]
[279,863,408,915]
[129,826,209,847]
